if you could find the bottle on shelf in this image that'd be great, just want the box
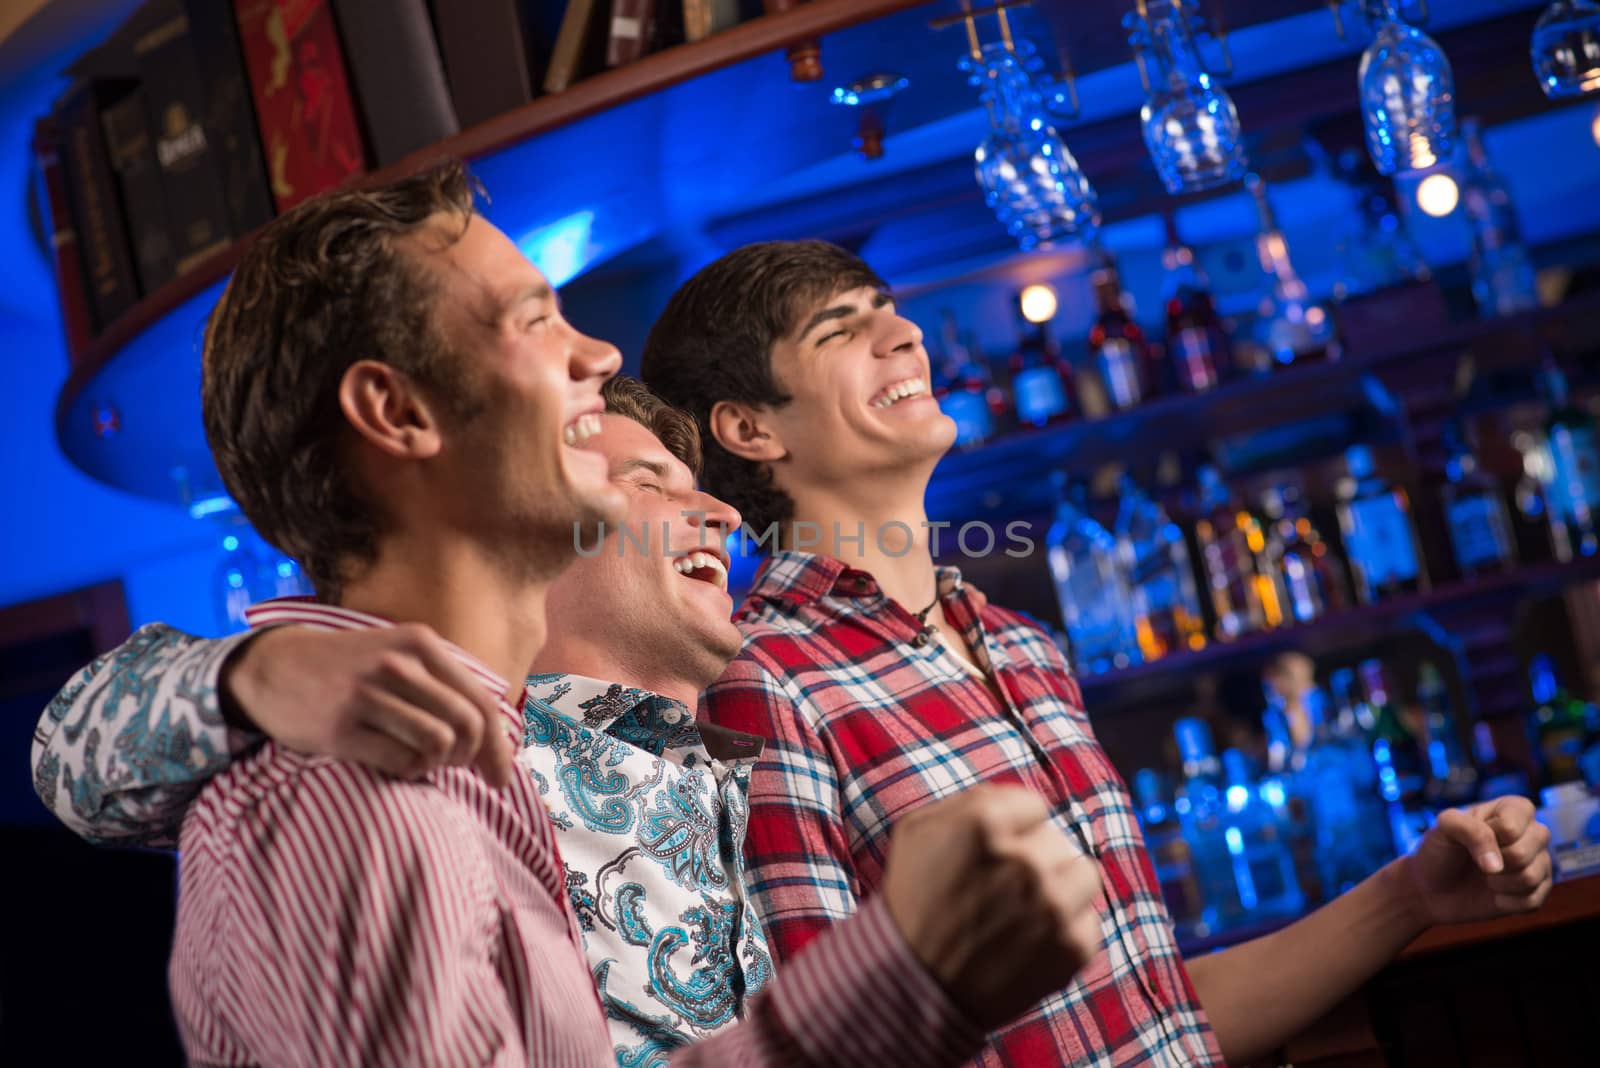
[1193,465,1283,640]
[1243,172,1337,369]
[1527,653,1591,787]
[1008,297,1075,428]
[1131,768,1203,936]
[1087,242,1157,411]
[1440,420,1518,578]
[1327,145,1432,300]
[931,309,997,449]
[1329,666,1398,868]
[1115,473,1208,662]
[1415,661,1479,807]
[1173,717,1245,935]
[1363,658,1432,855]
[1535,357,1600,559]
[1260,479,1349,625]
[1472,721,1532,801]
[1459,117,1540,320]
[1046,473,1141,674]
[1220,747,1309,921]
[1160,211,1232,393]
[1336,445,1428,603]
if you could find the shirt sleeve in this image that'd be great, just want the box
[670,894,986,1067]
[172,762,590,1067]
[696,651,865,964]
[31,623,259,847]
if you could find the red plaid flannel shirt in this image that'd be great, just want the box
[699,552,1225,1068]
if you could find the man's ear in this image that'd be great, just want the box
[337,360,444,460]
[709,399,786,464]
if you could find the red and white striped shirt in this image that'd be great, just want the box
[170,598,984,1067]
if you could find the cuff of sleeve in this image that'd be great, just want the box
[197,629,268,755]
[767,894,986,1068]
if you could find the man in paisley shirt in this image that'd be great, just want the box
[633,239,1557,1067]
[34,336,1103,1067]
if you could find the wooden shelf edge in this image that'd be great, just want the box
[54,0,934,439]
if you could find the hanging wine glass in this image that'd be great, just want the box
[1127,0,1248,193]
[1356,0,1456,175]
[1531,0,1600,98]
[960,36,1099,249]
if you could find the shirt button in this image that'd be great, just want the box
[912,631,931,648]
[661,706,683,723]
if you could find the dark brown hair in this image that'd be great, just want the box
[201,160,480,599]
[639,240,885,534]
[601,375,701,476]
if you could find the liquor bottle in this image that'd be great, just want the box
[1295,677,1391,896]
[1441,421,1517,577]
[1173,717,1242,934]
[1115,474,1207,661]
[1459,117,1539,319]
[1527,653,1590,786]
[1132,768,1203,936]
[1046,474,1141,674]
[932,309,995,449]
[1193,465,1283,640]
[1336,445,1427,603]
[1363,659,1431,854]
[1260,480,1348,625]
[1244,173,1337,368]
[1328,667,1398,868]
[1161,212,1232,393]
[1220,748,1308,920]
[1536,358,1600,558]
[1087,244,1157,411]
[1472,721,1532,801]
[1328,145,1431,300]
[1009,300,1074,427]
[1416,661,1479,807]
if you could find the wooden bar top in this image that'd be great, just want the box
[1398,872,1600,959]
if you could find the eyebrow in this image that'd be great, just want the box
[615,458,670,479]
[795,290,895,341]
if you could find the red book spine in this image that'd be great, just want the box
[606,0,655,67]
[231,0,367,212]
[33,119,95,364]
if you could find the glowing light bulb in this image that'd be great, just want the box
[1416,172,1460,217]
[1020,283,1058,323]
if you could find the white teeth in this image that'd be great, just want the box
[872,377,927,408]
[673,552,729,589]
[564,412,602,445]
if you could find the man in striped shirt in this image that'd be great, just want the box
[39,165,1106,1066]
[636,239,1555,1066]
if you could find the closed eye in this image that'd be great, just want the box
[815,328,849,346]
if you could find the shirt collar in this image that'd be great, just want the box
[525,671,763,763]
[244,597,523,734]
[746,550,973,612]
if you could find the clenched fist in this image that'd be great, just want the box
[880,784,1103,1032]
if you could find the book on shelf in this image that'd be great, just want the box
[134,0,236,274]
[231,0,366,212]
[544,0,610,93]
[606,0,655,67]
[182,0,275,236]
[54,79,141,335]
[428,0,552,127]
[99,89,178,294]
[33,119,97,359]
[329,0,459,167]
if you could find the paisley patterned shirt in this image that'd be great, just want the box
[521,673,775,1066]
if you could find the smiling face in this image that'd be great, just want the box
[763,285,956,492]
[543,413,743,694]
[420,214,626,562]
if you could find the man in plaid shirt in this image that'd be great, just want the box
[639,240,1554,1067]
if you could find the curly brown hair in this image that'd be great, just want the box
[201,160,482,600]
[600,375,701,476]
[639,240,885,534]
